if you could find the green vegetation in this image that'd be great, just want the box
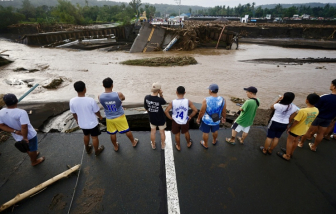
[120,56,198,67]
[195,3,336,18]
[0,0,155,29]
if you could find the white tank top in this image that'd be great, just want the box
[172,98,189,124]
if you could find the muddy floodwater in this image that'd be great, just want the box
[1,39,336,111]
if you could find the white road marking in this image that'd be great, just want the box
[165,131,181,214]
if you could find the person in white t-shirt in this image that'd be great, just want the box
[260,92,298,155]
[0,94,45,166]
[70,81,104,156]
[164,86,198,151]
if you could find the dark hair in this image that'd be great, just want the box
[307,93,320,105]
[212,89,218,93]
[332,79,336,87]
[280,92,295,105]
[279,92,295,113]
[74,81,85,92]
[103,77,113,88]
[177,86,185,94]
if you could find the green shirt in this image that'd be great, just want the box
[235,98,260,127]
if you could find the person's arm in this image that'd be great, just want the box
[118,92,125,101]
[271,97,282,110]
[95,111,103,120]
[164,102,173,120]
[287,120,300,133]
[287,110,302,131]
[221,98,227,123]
[188,100,198,120]
[196,99,207,124]
[21,124,29,143]
[73,113,78,124]
[144,96,148,110]
[0,123,21,135]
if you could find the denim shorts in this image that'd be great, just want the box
[311,117,332,128]
[28,136,38,152]
[199,121,219,133]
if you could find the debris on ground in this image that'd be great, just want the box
[0,94,5,109]
[5,79,25,85]
[43,78,64,89]
[120,56,197,67]
[240,57,336,65]
[230,97,245,104]
[316,66,327,69]
[13,67,40,72]
[0,56,13,66]
[64,127,80,133]
[0,131,11,143]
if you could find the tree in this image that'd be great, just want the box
[51,0,84,24]
[129,0,141,15]
[20,0,36,20]
[0,6,25,29]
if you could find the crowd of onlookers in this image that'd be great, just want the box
[1,78,335,166]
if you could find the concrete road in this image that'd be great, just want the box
[0,127,336,213]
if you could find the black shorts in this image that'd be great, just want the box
[82,125,101,136]
[289,131,299,137]
[311,117,332,128]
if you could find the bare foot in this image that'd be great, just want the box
[161,142,166,150]
[151,141,156,150]
[32,157,45,166]
[175,144,181,151]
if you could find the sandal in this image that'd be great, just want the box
[175,143,181,151]
[280,147,292,157]
[187,139,193,148]
[259,146,267,155]
[32,157,45,166]
[200,140,208,149]
[151,141,156,150]
[161,142,166,150]
[277,151,290,161]
[225,138,236,145]
[237,137,244,145]
[309,143,316,152]
[95,145,105,156]
[267,149,272,155]
[114,142,119,152]
[133,138,139,147]
[86,144,93,154]
[212,140,218,145]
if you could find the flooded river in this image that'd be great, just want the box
[1,39,336,111]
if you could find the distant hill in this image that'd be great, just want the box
[259,2,336,9]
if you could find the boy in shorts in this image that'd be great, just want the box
[164,86,198,151]
[99,77,139,151]
[0,93,45,166]
[144,83,167,150]
[70,81,104,156]
[277,93,320,161]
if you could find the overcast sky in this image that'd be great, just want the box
[116,1,335,7]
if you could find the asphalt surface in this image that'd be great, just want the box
[0,128,336,214]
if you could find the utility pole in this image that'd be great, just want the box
[175,0,181,17]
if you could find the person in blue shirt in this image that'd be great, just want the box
[196,84,226,149]
[299,79,336,151]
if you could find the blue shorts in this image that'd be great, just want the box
[267,120,288,139]
[311,117,332,128]
[199,121,219,133]
[29,136,38,152]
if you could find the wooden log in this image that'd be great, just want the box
[0,164,81,212]
[216,26,226,49]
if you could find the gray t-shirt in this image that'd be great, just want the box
[99,92,124,119]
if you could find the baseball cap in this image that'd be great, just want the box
[3,93,18,106]
[208,84,219,92]
[244,86,258,94]
[151,83,161,92]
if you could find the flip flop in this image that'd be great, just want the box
[200,140,208,149]
[267,149,272,155]
[161,142,166,150]
[151,141,156,150]
[86,144,93,154]
[95,145,105,156]
[237,137,244,145]
[114,142,119,152]
[175,143,181,151]
[32,157,45,166]
[133,138,139,148]
[187,139,193,148]
[297,142,303,148]
[225,138,236,145]
[309,143,316,152]
[259,146,267,155]
[281,147,292,158]
[212,140,218,145]
[277,151,290,161]
[36,151,40,157]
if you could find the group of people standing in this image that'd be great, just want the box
[0,78,335,166]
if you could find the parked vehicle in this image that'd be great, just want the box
[273,17,283,23]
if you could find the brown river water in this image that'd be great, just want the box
[1,39,336,112]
